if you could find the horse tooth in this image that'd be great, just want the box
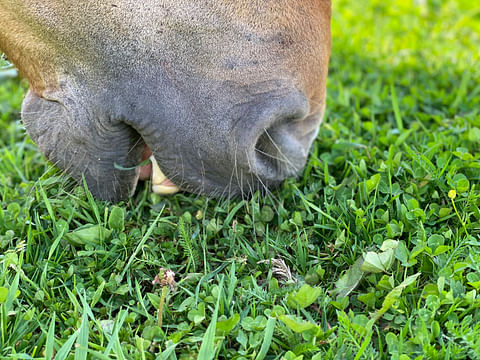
[150,155,165,184]
[150,156,180,195]
[152,184,181,195]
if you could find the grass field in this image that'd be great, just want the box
[1,0,480,359]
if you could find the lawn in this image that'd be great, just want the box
[1,0,480,359]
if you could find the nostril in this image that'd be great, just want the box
[254,127,306,179]
[253,112,322,180]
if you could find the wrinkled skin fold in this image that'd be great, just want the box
[0,0,331,201]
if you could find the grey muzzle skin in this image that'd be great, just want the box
[21,71,323,202]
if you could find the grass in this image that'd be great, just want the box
[1,0,480,358]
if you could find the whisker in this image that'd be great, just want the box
[126,135,144,157]
[254,147,290,164]
[262,128,298,172]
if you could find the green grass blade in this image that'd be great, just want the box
[4,355,34,359]
[73,291,95,360]
[354,329,373,360]
[135,279,154,321]
[226,262,237,307]
[104,310,128,358]
[45,312,56,360]
[223,200,245,226]
[38,184,57,230]
[198,276,224,360]
[54,330,79,360]
[160,342,179,360]
[74,313,89,360]
[86,349,113,360]
[390,83,403,131]
[255,317,276,360]
[82,176,101,224]
[90,281,105,308]
[5,272,20,313]
[47,227,66,260]
[65,288,81,313]
[114,337,126,360]
[120,210,163,279]
[293,186,339,224]
[452,70,471,111]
